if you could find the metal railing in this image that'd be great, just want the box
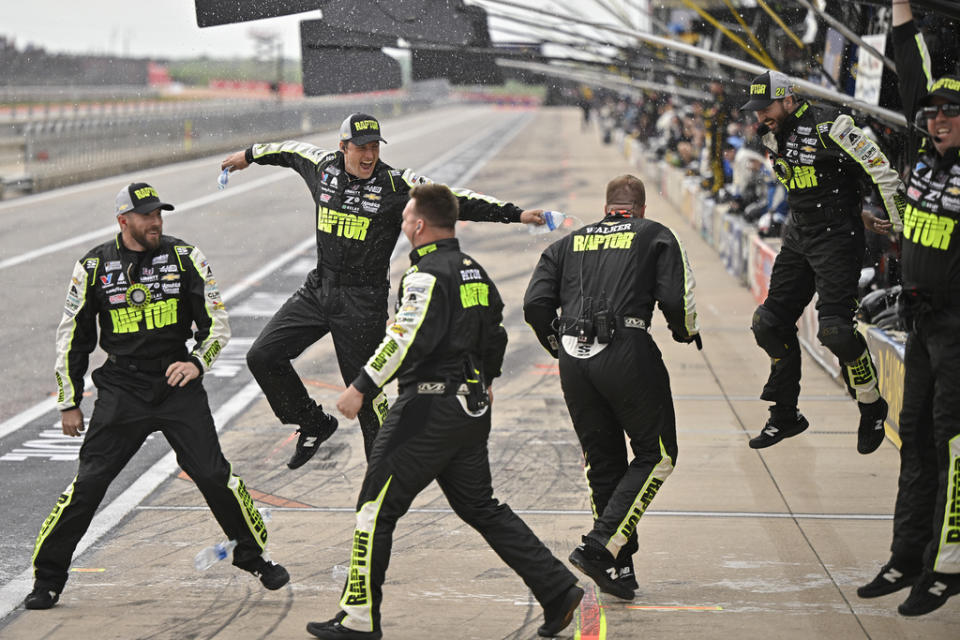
[1,83,451,194]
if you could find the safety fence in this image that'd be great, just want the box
[0,86,448,195]
[620,131,907,440]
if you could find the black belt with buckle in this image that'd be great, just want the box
[107,352,184,373]
[791,207,848,224]
[562,316,649,338]
[402,381,469,396]
[317,266,386,287]
[618,316,648,330]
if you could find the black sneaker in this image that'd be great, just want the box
[857,557,921,598]
[538,584,584,637]
[568,537,635,600]
[857,397,888,454]
[306,612,382,639]
[23,585,60,610]
[244,557,290,590]
[616,559,639,591]
[287,410,338,470]
[898,570,960,616]
[749,410,809,449]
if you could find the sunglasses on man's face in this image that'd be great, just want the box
[921,103,960,119]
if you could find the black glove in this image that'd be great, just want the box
[672,332,703,350]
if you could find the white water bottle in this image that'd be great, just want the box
[195,539,237,571]
[193,508,272,571]
[332,564,350,582]
[528,210,565,235]
[217,168,230,190]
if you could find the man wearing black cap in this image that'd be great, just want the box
[24,182,288,610]
[220,114,545,467]
[740,70,904,454]
[855,3,960,617]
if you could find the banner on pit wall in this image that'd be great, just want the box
[854,34,887,106]
[861,325,906,438]
[721,213,750,284]
[797,294,841,379]
[749,235,778,303]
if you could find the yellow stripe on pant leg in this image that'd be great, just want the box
[31,478,77,567]
[341,476,393,633]
[228,469,267,549]
[934,434,960,573]
[605,439,674,556]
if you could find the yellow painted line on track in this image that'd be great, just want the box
[626,605,723,611]
[575,584,606,640]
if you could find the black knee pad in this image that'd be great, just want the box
[816,316,865,362]
[751,305,793,358]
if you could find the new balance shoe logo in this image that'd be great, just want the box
[764,426,779,437]
[303,437,317,448]
[883,568,903,583]
[929,581,948,597]
[606,568,618,580]
[874,420,883,431]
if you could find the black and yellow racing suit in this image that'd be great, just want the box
[523,213,699,569]
[34,234,267,594]
[887,19,960,576]
[331,237,576,634]
[751,101,904,410]
[242,142,524,455]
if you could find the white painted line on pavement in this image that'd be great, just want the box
[452,112,534,186]
[0,108,537,619]
[0,108,472,214]
[0,109,504,271]
[135,504,895,520]
[0,236,315,442]
[0,107,535,441]
[0,378,263,622]
[0,172,292,271]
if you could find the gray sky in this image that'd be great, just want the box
[1,1,310,60]
[1,1,652,61]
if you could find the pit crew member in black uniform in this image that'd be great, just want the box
[220,114,545,468]
[857,3,960,616]
[24,183,287,611]
[304,184,581,640]
[741,70,905,453]
[523,174,700,601]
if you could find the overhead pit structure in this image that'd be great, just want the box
[194,0,321,27]
[195,0,504,95]
[299,20,402,95]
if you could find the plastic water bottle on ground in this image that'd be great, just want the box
[195,539,237,571]
[193,507,273,571]
[528,210,566,235]
[332,564,350,582]
[217,168,230,190]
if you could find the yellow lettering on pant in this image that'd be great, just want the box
[318,206,370,241]
[110,299,179,334]
[903,204,955,250]
[572,231,636,252]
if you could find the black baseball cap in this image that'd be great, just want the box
[115,182,174,216]
[740,70,795,111]
[339,113,388,145]
[920,75,960,106]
